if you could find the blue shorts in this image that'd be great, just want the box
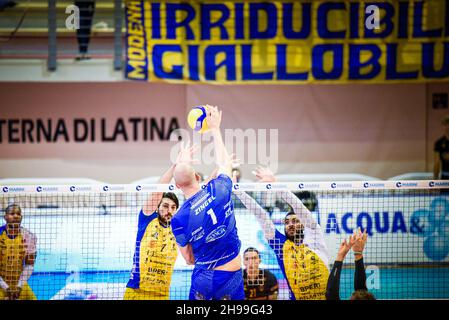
[189,268,245,300]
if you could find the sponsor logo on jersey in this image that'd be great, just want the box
[205,225,227,243]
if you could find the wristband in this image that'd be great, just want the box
[353,252,363,255]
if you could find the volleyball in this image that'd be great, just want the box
[187,106,209,133]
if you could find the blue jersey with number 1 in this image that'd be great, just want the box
[171,174,241,270]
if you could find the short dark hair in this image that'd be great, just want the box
[284,210,296,221]
[350,290,376,300]
[159,192,179,209]
[243,247,260,258]
[5,204,21,214]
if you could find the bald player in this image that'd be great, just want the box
[0,204,37,300]
[170,106,244,300]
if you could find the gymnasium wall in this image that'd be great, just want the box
[0,81,447,183]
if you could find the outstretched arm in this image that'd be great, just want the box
[326,235,356,300]
[206,105,232,177]
[142,142,198,215]
[326,262,342,300]
[253,166,317,229]
[233,190,276,240]
[354,258,367,291]
[353,228,368,291]
[232,167,276,240]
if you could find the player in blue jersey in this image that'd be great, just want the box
[170,105,244,300]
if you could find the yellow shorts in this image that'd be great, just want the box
[0,283,37,300]
[123,287,169,300]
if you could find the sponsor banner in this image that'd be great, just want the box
[2,181,449,194]
[125,0,449,84]
[240,194,449,265]
[1,184,176,194]
[316,195,449,263]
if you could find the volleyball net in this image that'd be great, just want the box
[0,181,448,300]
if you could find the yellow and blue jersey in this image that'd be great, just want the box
[171,174,241,270]
[126,210,177,298]
[0,225,36,289]
[269,229,329,300]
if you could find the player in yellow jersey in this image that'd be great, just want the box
[0,204,37,300]
[124,142,198,300]
[234,166,330,300]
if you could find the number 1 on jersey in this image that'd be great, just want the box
[207,208,218,225]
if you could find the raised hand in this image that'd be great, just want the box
[176,141,200,165]
[252,165,276,183]
[352,228,368,258]
[336,233,356,262]
[205,105,222,130]
[229,153,242,169]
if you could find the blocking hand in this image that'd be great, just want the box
[252,165,277,183]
